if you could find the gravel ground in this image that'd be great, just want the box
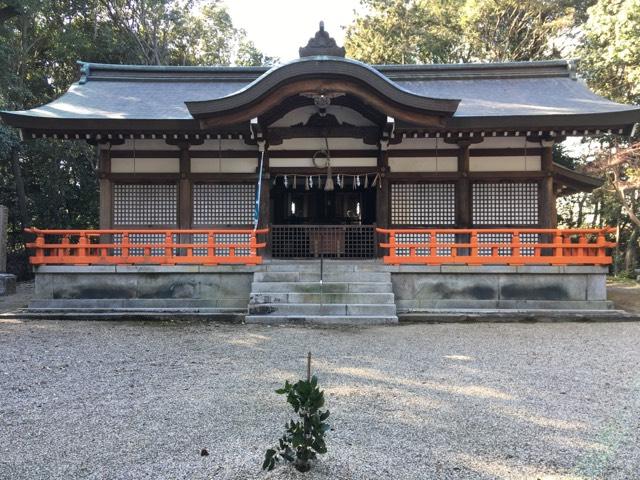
[0,320,639,480]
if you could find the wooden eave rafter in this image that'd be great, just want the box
[553,162,603,195]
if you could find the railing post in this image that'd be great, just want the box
[578,233,588,258]
[470,230,478,260]
[512,230,520,263]
[554,230,563,259]
[389,231,396,261]
[78,233,89,264]
[596,230,606,259]
[165,232,174,264]
[121,232,129,261]
[34,232,45,263]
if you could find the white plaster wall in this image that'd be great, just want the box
[111,157,179,173]
[190,157,258,173]
[269,158,377,168]
[269,137,377,151]
[389,157,457,172]
[469,155,541,172]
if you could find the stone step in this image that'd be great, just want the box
[244,315,398,325]
[248,303,397,316]
[253,271,391,283]
[264,261,384,273]
[250,292,396,305]
[251,281,392,294]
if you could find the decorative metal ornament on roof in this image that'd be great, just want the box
[299,21,346,58]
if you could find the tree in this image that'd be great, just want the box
[578,0,640,104]
[345,0,591,64]
[345,0,465,64]
[460,0,583,62]
[0,0,272,278]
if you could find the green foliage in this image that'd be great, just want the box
[579,0,640,104]
[345,0,465,64]
[0,0,273,278]
[345,0,591,64]
[263,376,330,473]
[460,0,582,61]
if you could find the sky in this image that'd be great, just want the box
[224,0,364,62]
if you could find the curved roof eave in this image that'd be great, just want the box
[185,56,461,120]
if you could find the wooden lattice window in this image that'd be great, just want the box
[472,182,538,225]
[193,183,255,225]
[113,183,177,226]
[391,183,455,225]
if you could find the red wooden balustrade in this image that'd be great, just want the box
[25,228,268,265]
[376,228,616,265]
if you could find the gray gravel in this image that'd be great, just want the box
[0,320,639,480]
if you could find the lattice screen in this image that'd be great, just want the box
[113,183,177,226]
[391,183,455,225]
[193,183,255,225]
[472,182,538,225]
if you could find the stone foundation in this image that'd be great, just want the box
[30,265,258,310]
[389,265,611,311]
[29,263,612,312]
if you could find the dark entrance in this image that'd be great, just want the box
[270,176,377,258]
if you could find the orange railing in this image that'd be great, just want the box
[376,228,616,265]
[25,228,268,266]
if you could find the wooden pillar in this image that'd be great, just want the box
[540,141,557,228]
[375,140,390,258]
[98,146,112,229]
[376,139,390,228]
[178,143,192,229]
[456,142,471,228]
[257,142,271,255]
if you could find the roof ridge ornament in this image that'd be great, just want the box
[299,21,346,58]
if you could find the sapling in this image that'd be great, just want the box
[262,352,330,473]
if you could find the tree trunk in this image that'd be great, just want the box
[624,227,639,276]
[11,147,29,229]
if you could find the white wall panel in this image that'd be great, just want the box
[190,158,257,173]
[111,157,179,173]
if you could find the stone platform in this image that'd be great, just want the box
[27,261,613,321]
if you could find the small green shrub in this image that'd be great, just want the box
[262,375,330,472]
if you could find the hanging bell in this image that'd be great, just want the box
[284,175,289,188]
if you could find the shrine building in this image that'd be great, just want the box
[2,23,639,322]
